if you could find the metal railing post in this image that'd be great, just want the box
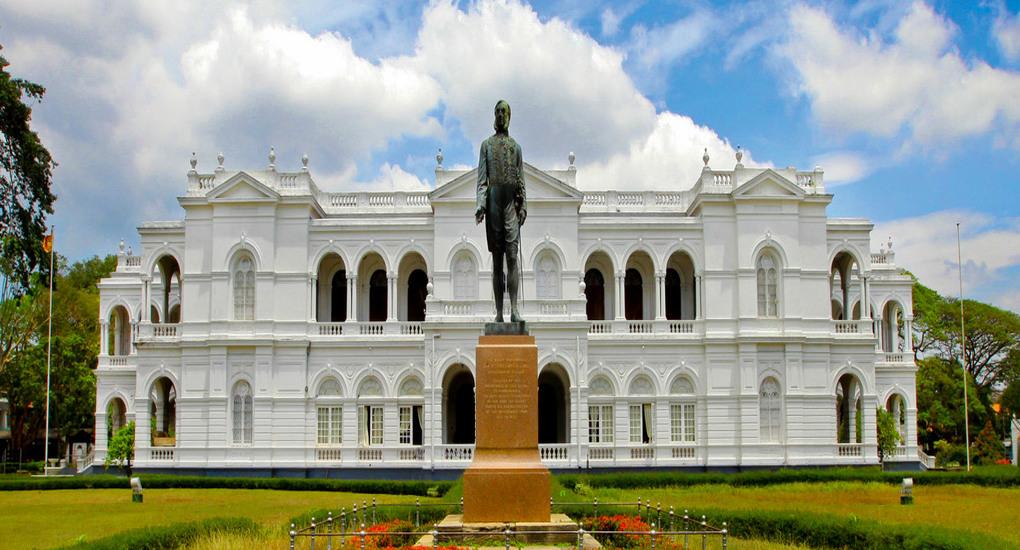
[416,498,421,528]
[432,525,439,550]
[362,500,367,525]
[657,503,661,527]
[577,526,584,550]
[683,511,689,549]
[327,512,334,550]
[651,527,656,550]
[360,524,366,550]
[289,523,296,550]
[701,516,707,550]
[723,522,728,550]
[341,509,347,546]
[504,525,511,550]
[460,496,464,514]
[372,497,377,524]
[310,518,316,550]
[669,506,674,531]
[593,496,598,517]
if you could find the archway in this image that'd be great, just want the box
[154,255,181,324]
[107,305,131,356]
[107,398,127,442]
[583,251,614,319]
[369,270,387,322]
[357,252,387,321]
[624,269,643,320]
[538,364,570,444]
[316,252,347,322]
[149,377,177,446]
[443,366,475,444]
[665,251,696,320]
[836,373,863,444]
[830,252,859,321]
[625,250,654,320]
[406,270,428,322]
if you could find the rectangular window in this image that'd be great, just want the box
[399,406,411,445]
[630,403,652,444]
[317,406,342,446]
[587,404,614,443]
[360,405,383,446]
[671,402,696,443]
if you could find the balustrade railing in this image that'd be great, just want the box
[440,445,474,461]
[668,320,695,334]
[357,448,383,461]
[399,322,423,335]
[588,446,614,461]
[539,444,569,461]
[837,443,863,457]
[318,323,344,336]
[833,320,871,335]
[398,447,425,461]
[671,446,696,459]
[588,321,612,334]
[629,447,655,460]
[358,322,385,336]
[150,448,175,461]
[880,352,910,363]
[628,321,653,334]
[316,448,343,462]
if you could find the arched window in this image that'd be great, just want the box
[453,254,477,300]
[756,252,779,317]
[759,377,782,443]
[331,270,347,322]
[316,378,343,447]
[624,268,643,320]
[407,270,428,322]
[670,376,696,444]
[369,270,387,322]
[232,381,253,445]
[233,255,255,320]
[536,253,560,299]
[587,375,614,444]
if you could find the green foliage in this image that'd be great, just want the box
[934,440,967,468]
[0,46,56,293]
[555,466,1020,491]
[971,420,1006,465]
[552,504,1012,550]
[55,517,257,550]
[0,474,455,495]
[876,407,904,461]
[916,356,986,450]
[104,421,135,471]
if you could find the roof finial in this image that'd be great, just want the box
[735,145,743,166]
[568,151,576,167]
[189,152,197,171]
[436,148,444,168]
[302,153,309,171]
[216,152,224,172]
[702,148,710,167]
[268,146,276,170]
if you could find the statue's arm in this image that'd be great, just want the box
[516,142,527,225]
[476,141,487,223]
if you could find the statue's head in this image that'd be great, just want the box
[493,100,511,133]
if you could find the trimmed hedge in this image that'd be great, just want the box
[56,517,257,550]
[556,465,1020,491]
[0,474,452,496]
[555,503,1009,550]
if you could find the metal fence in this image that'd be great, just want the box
[288,497,728,549]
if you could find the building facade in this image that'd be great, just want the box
[92,151,919,473]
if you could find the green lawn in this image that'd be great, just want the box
[1,479,1017,549]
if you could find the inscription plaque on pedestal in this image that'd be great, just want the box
[462,334,551,522]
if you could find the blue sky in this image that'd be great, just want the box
[2,0,1019,310]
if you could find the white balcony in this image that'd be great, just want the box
[587,320,704,337]
[833,320,873,336]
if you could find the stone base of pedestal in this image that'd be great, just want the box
[426,513,600,547]
[463,458,550,522]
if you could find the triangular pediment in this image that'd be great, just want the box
[431,163,582,202]
[207,172,280,202]
[732,169,804,199]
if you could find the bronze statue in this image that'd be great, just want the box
[476,100,527,323]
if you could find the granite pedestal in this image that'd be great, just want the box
[462,328,550,523]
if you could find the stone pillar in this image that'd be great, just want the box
[615,271,624,320]
[655,272,665,320]
[860,275,869,319]
[695,274,703,319]
[99,321,109,356]
[387,272,397,321]
[347,274,357,322]
[310,275,318,322]
[905,317,914,353]
[141,277,151,322]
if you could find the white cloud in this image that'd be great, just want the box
[874,211,1020,311]
[627,10,716,71]
[779,2,1020,147]
[994,7,1020,62]
[811,151,872,186]
[582,112,762,191]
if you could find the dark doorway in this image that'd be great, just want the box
[412,405,424,446]
[407,269,428,322]
[584,269,605,320]
[665,268,681,320]
[445,370,475,444]
[369,269,387,322]
[538,369,568,443]
[331,270,347,322]
[625,268,643,320]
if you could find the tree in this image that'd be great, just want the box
[911,279,1020,389]
[876,407,904,462]
[0,45,56,293]
[104,421,135,475]
[915,356,986,451]
[971,420,1005,465]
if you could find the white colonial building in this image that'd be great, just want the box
[91,149,920,475]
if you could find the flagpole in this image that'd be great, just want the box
[43,226,54,476]
[957,222,971,472]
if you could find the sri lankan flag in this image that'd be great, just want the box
[42,233,54,253]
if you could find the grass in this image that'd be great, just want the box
[0,488,426,550]
[596,481,1020,547]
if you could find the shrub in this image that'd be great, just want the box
[55,517,257,550]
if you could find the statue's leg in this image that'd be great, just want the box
[507,240,522,322]
[492,251,505,322]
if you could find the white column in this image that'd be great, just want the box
[860,275,869,319]
[905,317,914,353]
[99,321,109,356]
[141,277,151,322]
[615,272,624,320]
[387,272,397,321]
[130,322,138,354]
[695,274,703,320]
[655,273,665,320]
[347,275,357,322]
[310,275,317,322]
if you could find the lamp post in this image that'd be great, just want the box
[956,222,971,472]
